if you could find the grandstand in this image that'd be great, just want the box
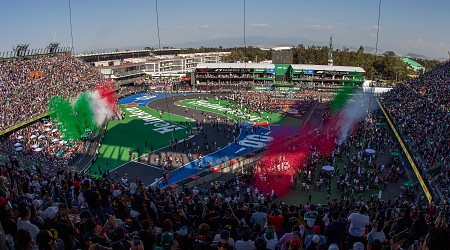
[193,62,365,92]
[0,43,72,61]
[76,49,152,64]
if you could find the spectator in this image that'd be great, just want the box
[347,205,369,248]
[268,209,284,236]
[36,229,59,250]
[17,202,40,240]
[366,218,385,250]
[154,232,177,250]
[325,211,346,248]
[264,227,278,250]
[254,237,268,250]
[15,229,33,250]
[278,226,301,250]
[137,220,156,250]
[304,226,326,247]
[214,230,234,250]
[250,206,267,228]
[235,229,255,250]
[421,227,450,250]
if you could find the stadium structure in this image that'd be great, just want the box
[193,63,365,92]
[0,44,443,207]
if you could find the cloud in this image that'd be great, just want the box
[300,19,349,31]
[193,24,231,31]
[301,24,334,31]
[250,23,270,28]
[192,24,210,31]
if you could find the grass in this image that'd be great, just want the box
[282,146,405,205]
[177,98,287,124]
[89,105,195,173]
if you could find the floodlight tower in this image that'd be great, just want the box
[14,44,30,57]
[47,42,60,54]
[328,34,333,66]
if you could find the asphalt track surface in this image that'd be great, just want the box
[111,94,249,185]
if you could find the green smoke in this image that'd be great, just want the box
[73,93,97,134]
[48,93,97,140]
[48,96,81,140]
[330,72,362,112]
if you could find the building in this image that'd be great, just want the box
[143,52,230,78]
[400,57,425,76]
[80,50,230,86]
[95,58,147,85]
[194,62,365,92]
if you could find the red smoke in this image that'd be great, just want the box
[96,81,118,113]
[252,111,345,197]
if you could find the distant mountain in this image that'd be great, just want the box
[406,53,429,59]
[167,36,323,49]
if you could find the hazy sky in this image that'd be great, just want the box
[1,0,449,59]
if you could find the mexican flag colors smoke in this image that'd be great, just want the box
[48,82,118,140]
[252,73,376,197]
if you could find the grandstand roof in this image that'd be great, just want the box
[401,58,423,68]
[291,64,365,73]
[196,63,275,69]
[76,49,151,57]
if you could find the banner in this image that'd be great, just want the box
[252,86,271,91]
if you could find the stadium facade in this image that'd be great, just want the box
[194,63,365,92]
[85,51,231,85]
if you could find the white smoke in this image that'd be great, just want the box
[89,90,115,127]
[338,90,377,143]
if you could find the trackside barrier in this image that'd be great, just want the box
[165,151,263,193]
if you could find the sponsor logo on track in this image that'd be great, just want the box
[125,107,183,134]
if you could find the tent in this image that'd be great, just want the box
[365,148,376,154]
[404,181,414,187]
[322,165,334,171]
[390,152,400,157]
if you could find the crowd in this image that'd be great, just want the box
[224,91,332,115]
[0,55,103,130]
[0,55,112,172]
[1,82,448,250]
[0,55,449,250]
[380,61,450,202]
[0,149,448,250]
[0,119,87,171]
